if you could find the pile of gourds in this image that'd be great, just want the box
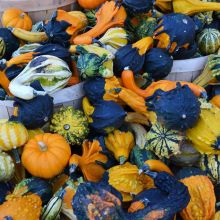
[0,0,220,219]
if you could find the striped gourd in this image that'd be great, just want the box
[0,121,28,151]
[0,152,15,181]
[197,28,220,55]
[200,154,220,184]
[0,37,6,59]
[145,122,184,159]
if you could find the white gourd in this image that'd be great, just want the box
[0,152,15,181]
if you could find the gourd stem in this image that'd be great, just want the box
[20,13,25,19]
[12,148,20,164]
[119,156,126,165]
[38,141,48,152]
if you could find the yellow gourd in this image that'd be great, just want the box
[105,130,135,164]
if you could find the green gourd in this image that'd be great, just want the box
[197,28,220,55]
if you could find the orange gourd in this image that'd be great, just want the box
[121,68,206,98]
[73,1,127,45]
[2,8,32,31]
[210,95,220,108]
[77,0,107,9]
[22,133,71,179]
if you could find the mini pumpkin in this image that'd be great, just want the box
[50,106,89,145]
[69,140,108,182]
[105,129,135,164]
[176,167,216,220]
[0,152,15,182]
[22,133,71,179]
[146,122,184,159]
[186,106,220,154]
[0,194,42,220]
[2,8,32,31]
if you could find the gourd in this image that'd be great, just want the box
[105,130,135,164]
[69,140,108,182]
[211,95,220,108]
[146,122,184,159]
[0,37,6,59]
[0,28,20,59]
[176,167,216,220]
[73,1,127,45]
[50,106,89,145]
[83,97,126,134]
[77,0,107,9]
[154,13,196,54]
[146,83,201,131]
[10,81,54,129]
[0,121,28,152]
[197,28,220,55]
[28,128,44,140]
[122,0,154,13]
[2,8,32,31]
[0,182,12,205]
[173,0,220,15]
[21,133,71,179]
[171,142,201,167]
[108,162,154,201]
[75,44,114,79]
[0,194,42,220]
[72,181,125,220]
[121,69,206,98]
[83,76,122,104]
[12,43,41,57]
[143,48,173,80]
[8,177,53,204]
[186,106,220,154]
[214,211,220,220]
[9,55,72,100]
[155,0,173,12]
[0,152,15,182]
[114,37,153,74]
[200,154,220,183]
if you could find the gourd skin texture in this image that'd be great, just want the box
[0,37,6,59]
[2,8,32,31]
[0,152,15,182]
[154,13,196,53]
[143,48,173,80]
[200,154,220,183]
[10,81,54,129]
[77,0,106,9]
[177,167,216,220]
[0,121,28,151]
[147,83,201,131]
[146,122,184,159]
[0,194,42,220]
[0,28,20,59]
[186,106,220,154]
[105,130,135,163]
[197,28,220,55]
[122,0,154,13]
[50,106,89,145]
[22,133,71,179]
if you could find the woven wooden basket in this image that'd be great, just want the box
[0,0,77,26]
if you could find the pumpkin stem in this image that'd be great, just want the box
[38,141,48,152]
[20,13,26,19]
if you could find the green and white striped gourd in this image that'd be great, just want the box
[145,122,184,159]
[12,43,41,57]
[197,28,220,55]
[0,152,15,182]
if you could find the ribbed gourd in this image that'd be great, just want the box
[200,154,220,183]
[0,37,6,59]
[146,122,184,159]
[0,152,15,182]
[50,106,89,145]
[197,28,220,55]
[186,106,220,154]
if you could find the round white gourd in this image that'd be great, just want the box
[0,152,15,181]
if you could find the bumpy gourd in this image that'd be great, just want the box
[176,167,216,220]
[0,152,15,182]
[50,106,89,145]
[105,130,135,164]
[146,122,184,159]
[186,106,220,154]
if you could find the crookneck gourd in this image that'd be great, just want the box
[50,106,89,145]
[69,140,108,182]
[146,122,184,159]
[176,167,216,220]
[186,105,220,154]
[105,129,135,164]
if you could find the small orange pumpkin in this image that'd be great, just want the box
[2,8,32,31]
[22,133,71,179]
[77,0,107,9]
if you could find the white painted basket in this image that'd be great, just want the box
[0,82,85,120]
[165,56,208,82]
